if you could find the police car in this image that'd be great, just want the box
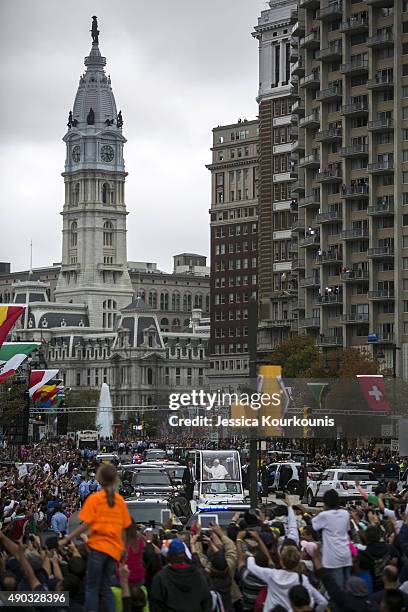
[306,468,379,507]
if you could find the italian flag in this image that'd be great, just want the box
[0,305,26,348]
[0,343,41,384]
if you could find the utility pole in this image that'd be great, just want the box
[248,296,258,508]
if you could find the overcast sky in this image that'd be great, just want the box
[0,0,264,274]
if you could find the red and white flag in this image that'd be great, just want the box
[357,375,391,412]
[29,369,59,398]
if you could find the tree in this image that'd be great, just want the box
[266,335,320,377]
[65,388,99,431]
[305,347,379,378]
[0,377,26,427]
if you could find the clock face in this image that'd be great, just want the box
[72,145,80,163]
[101,145,114,162]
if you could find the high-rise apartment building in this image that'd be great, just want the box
[253,1,298,357]
[290,0,408,376]
[207,120,258,389]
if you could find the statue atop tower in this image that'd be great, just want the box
[91,16,99,44]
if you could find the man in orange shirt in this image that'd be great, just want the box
[60,464,131,612]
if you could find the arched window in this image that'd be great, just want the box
[184,318,190,328]
[103,221,114,246]
[160,292,169,310]
[70,221,78,248]
[183,293,192,312]
[160,317,169,331]
[173,317,181,329]
[205,294,210,312]
[147,368,153,385]
[148,290,157,308]
[194,293,203,308]
[172,292,181,311]
[102,182,109,204]
[72,183,80,205]
[102,299,117,329]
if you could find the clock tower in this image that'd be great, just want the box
[55,17,133,328]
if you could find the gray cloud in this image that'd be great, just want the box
[0,0,264,273]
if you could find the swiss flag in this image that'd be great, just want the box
[357,375,391,412]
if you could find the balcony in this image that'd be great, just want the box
[299,0,320,7]
[317,251,343,264]
[291,99,305,116]
[341,269,369,282]
[317,294,343,305]
[291,20,306,37]
[290,319,299,332]
[316,168,342,183]
[341,184,369,198]
[367,32,394,48]
[316,44,342,61]
[291,179,305,194]
[317,85,342,102]
[340,60,369,75]
[299,234,320,248]
[340,144,368,158]
[367,246,394,259]
[299,111,320,128]
[289,125,299,138]
[317,2,343,21]
[291,138,305,152]
[292,59,305,77]
[368,289,395,300]
[299,317,320,328]
[367,74,394,90]
[299,275,320,288]
[299,31,320,49]
[290,46,299,62]
[366,0,393,7]
[291,218,305,233]
[264,319,293,329]
[340,101,368,116]
[341,313,369,324]
[340,16,368,33]
[316,210,342,223]
[317,335,343,346]
[299,193,320,209]
[341,227,369,239]
[300,72,321,89]
[316,127,342,142]
[368,118,394,132]
[367,160,394,174]
[299,153,320,168]
[293,300,305,311]
[372,332,395,343]
[367,200,394,216]
[292,258,306,271]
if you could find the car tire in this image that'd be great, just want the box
[307,489,316,507]
[287,481,300,495]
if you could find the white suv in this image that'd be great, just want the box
[306,469,379,507]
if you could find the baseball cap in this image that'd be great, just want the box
[168,539,185,556]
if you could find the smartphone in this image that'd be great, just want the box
[161,509,171,525]
[198,514,219,530]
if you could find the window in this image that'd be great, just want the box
[148,290,157,308]
[72,183,80,205]
[160,292,169,310]
[102,182,113,204]
[70,221,78,248]
[102,299,117,329]
[103,221,114,246]
[404,173,408,184]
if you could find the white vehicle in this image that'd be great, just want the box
[95,453,119,464]
[306,468,379,507]
[190,450,249,513]
[76,430,100,450]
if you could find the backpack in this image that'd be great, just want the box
[210,590,225,612]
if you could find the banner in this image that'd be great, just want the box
[357,375,391,413]
[29,370,59,397]
[0,353,29,384]
[0,342,40,363]
[0,305,25,348]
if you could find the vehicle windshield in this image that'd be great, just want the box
[146,450,166,459]
[201,481,242,495]
[201,450,241,481]
[132,472,171,486]
[338,471,376,481]
[167,467,185,479]
[127,503,168,524]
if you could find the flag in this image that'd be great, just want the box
[357,375,391,412]
[0,353,29,384]
[0,342,41,364]
[307,382,329,406]
[32,384,57,403]
[0,305,25,348]
[29,370,59,397]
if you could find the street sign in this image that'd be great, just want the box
[391,439,399,452]
[368,333,379,343]
[381,424,393,438]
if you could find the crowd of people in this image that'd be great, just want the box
[0,439,407,610]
